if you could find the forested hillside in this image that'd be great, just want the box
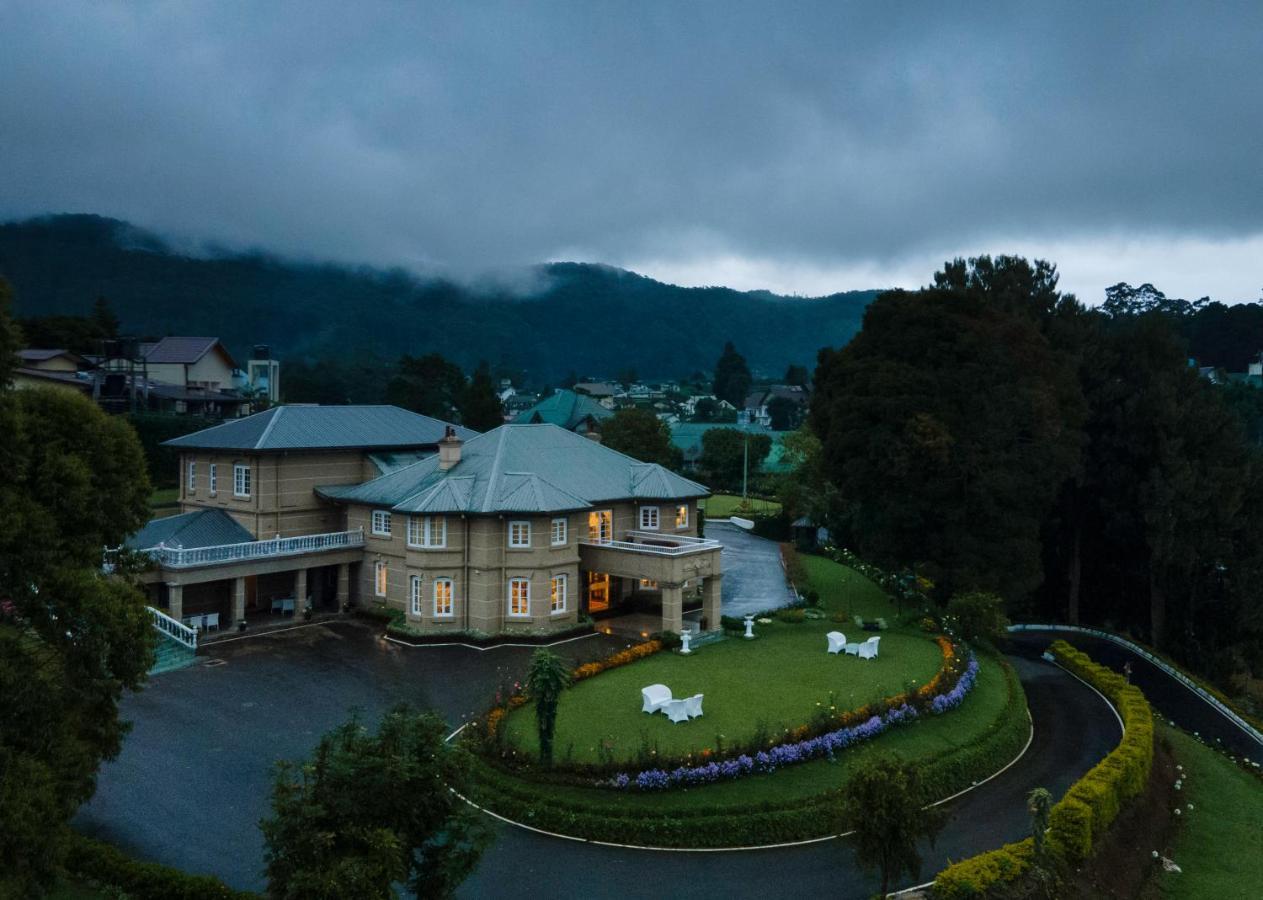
[0,214,877,383]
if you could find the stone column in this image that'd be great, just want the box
[336,563,350,610]
[661,582,684,635]
[295,568,308,612]
[701,574,723,632]
[167,582,183,621]
[233,577,246,625]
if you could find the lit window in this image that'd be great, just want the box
[639,578,659,589]
[434,578,454,617]
[407,515,446,548]
[551,517,567,546]
[508,520,531,548]
[233,463,251,498]
[675,504,688,528]
[551,574,567,613]
[588,509,612,542]
[187,461,197,493]
[374,561,388,597]
[209,464,217,496]
[639,506,660,530]
[409,575,422,616]
[371,510,392,537]
[508,577,530,616]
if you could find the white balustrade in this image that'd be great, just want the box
[147,605,198,649]
[147,528,365,569]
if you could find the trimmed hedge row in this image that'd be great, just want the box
[933,640,1154,899]
[466,658,1029,847]
[64,832,258,899]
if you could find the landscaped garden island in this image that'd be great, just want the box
[463,551,1031,847]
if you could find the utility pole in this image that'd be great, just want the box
[742,428,749,499]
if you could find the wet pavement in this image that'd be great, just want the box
[708,520,798,616]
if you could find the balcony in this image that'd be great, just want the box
[579,530,722,557]
[578,530,722,582]
[146,528,365,569]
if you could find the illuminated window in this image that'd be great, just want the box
[209,464,217,495]
[374,561,388,597]
[233,463,251,498]
[639,506,659,530]
[187,461,196,493]
[508,520,531,548]
[407,515,446,548]
[675,504,688,528]
[639,578,659,589]
[588,509,612,542]
[409,574,422,616]
[434,578,454,617]
[371,510,392,537]
[551,574,567,613]
[508,577,530,617]
[551,517,567,546]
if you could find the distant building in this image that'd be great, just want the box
[140,336,238,392]
[512,388,613,436]
[573,380,622,400]
[669,422,792,474]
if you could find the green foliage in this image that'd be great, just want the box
[772,426,836,526]
[384,352,466,421]
[525,648,573,766]
[1027,787,1052,858]
[599,407,682,469]
[261,705,492,900]
[840,755,946,896]
[946,591,1010,646]
[712,340,752,407]
[784,363,811,388]
[61,832,257,899]
[766,395,799,430]
[126,412,222,487]
[699,427,771,491]
[459,360,504,432]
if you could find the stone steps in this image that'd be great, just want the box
[150,633,197,675]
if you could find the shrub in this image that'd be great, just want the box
[63,832,257,899]
[776,608,806,624]
[933,839,1034,900]
[946,591,1009,646]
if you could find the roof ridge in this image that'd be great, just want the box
[253,406,285,450]
[480,426,511,513]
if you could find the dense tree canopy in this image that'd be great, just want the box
[699,427,771,492]
[599,407,682,469]
[460,361,505,432]
[712,341,752,407]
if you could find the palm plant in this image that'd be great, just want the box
[526,647,572,765]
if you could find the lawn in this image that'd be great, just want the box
[1157,724,1263,898]
[701,493,782,519]
[501,624,945,764]
[797,552,899,619]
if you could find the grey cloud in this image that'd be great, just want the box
[1,1,1260,290]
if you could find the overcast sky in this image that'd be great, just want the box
[2,1,1260,302]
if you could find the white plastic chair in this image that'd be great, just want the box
[664,699,690,724]
[827,631,846,654]
[204,612,220,632]
[858,636,880,660]
[685,694,704,719]
[641,684,672,714]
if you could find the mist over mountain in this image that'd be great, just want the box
[0,214,877,383]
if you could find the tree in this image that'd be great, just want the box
[459,361,504,432]
[766,395,799,430]
[600,408,683,469]
[261,705,492,900]
[699,427,771,492]
[784,363,810,387]
[0,279,154,896]
[90,296,120,339]
[841,755,944,896]
[525,648,572,766]
[946,591,1009,646]
[712,341,752,407]
[385,353,466,420]
[1027,787,1053,858]
[616,367,638,388]
[773,426,837,529]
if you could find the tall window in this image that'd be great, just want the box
[374,561,388,597]
[209,464,217,496]
[187,461,197,493]
[434,578,454,617]
[508,577,530,617]
[550,574,567,614]
[233,463,251,498]
[639,506,660,530]
[675,504,689,528]
[508,520,531,548]
[407,515,446,548]
[409,574,422,616]
[550,517,567,546]
[371,510,392,537]
[587,509,612,542]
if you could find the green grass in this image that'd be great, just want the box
[49,879,110,899]
[701,494,782,518]
[797,552,896,619]
[1158,725,1263,898]
[502,624,944,764]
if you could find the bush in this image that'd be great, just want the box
[64,832,257,899]
[776,608,806,624]
[946,591,1009,646]
[933,839,1034,900]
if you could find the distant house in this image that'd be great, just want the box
[573,380,622,400]
[12,349,93,395]
[141,336,238,392]
[742,384,810,429]
[512,389,613,436]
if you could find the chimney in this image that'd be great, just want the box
[438,425,463,470]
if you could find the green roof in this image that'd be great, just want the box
[125,509,253,550]
[512,389,613,431]
[162,405,476,452]
[320,424,709,515]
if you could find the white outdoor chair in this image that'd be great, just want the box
[204,612,220,632]
[281,598,296,616]
[858,636,881,660]
[827,631,847,654]
[663,699,690,724]
[641,683,672,714]
[684,694,704,719]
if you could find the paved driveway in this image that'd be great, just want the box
[708,521,798,616]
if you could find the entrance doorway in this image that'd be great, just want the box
[586,571,611,613]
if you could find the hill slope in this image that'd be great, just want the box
[0,214,878,382]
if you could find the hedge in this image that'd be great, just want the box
[465,657,1029,847]
[64,832,258,900]
[934,640,1154,898]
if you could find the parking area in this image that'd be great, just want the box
[708,520,798,616]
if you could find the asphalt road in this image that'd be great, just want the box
[75,625,1120,897]
[708,521,799,616]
